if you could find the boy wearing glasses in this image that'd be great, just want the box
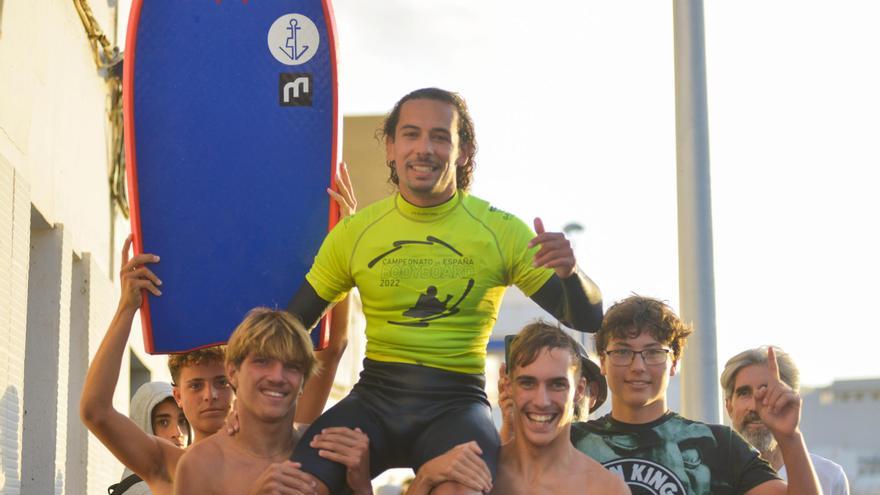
[572,295,820,495]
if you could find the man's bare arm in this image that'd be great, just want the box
[242,461,319,495]
[406,442,492,495]
[293,168,357,423]
[294,294,350,424]
[310,426,371,495]
[80,236,178,483]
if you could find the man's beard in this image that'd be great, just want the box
[738,413,777,455]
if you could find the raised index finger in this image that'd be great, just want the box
[767,346,781,380]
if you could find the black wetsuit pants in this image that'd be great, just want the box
[292,359,500,494]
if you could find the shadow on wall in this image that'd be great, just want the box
[1,386,21,491]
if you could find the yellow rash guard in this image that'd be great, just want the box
[305,191,553,374]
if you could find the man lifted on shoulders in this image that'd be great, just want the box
[289,87,604,495]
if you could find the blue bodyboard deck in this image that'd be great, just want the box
[124,0,339,353]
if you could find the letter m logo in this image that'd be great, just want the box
[279,73,312,106]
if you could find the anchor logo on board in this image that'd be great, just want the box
[279,73,312,106]
[267,14,320,66]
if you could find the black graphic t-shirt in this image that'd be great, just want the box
[571,412,779,495]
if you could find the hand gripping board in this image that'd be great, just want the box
[124,0,339,353]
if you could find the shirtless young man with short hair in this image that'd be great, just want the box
[410,322,628,495]
[492,322,627,494]
[82,181,357,494]
[173,308,371,495]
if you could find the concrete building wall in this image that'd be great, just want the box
[0,0,116,270]
[800,379,880,495]
[0,17,394,486]
[1,160,32,494]
[0,1,170,493]
[21,215,73,493]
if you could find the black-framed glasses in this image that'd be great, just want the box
[604,348,672,366]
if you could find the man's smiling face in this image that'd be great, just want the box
[511,347,584,448]
[600,331,677,421]
[386,98,466,207]
[227,353,303,422]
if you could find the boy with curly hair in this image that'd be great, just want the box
[571,295,820,495]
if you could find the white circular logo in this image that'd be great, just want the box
[267,14,320,66]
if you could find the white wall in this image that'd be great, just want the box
[0,1,381,492]
[0,1,171,493]
[0,156,32,494]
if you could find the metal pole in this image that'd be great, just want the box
[672,0,720,424]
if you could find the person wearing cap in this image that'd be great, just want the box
[409,321,625,494]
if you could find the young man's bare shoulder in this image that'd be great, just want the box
[180,432,229,465]
[174,435,232,494]
[572,449,630,494]
[176,434,234,480]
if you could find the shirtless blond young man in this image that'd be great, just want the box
[80,237,233,495]
[173,308,372,495]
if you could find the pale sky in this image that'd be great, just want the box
[330,0,880,387]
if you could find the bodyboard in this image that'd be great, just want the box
[124,0,339,353]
